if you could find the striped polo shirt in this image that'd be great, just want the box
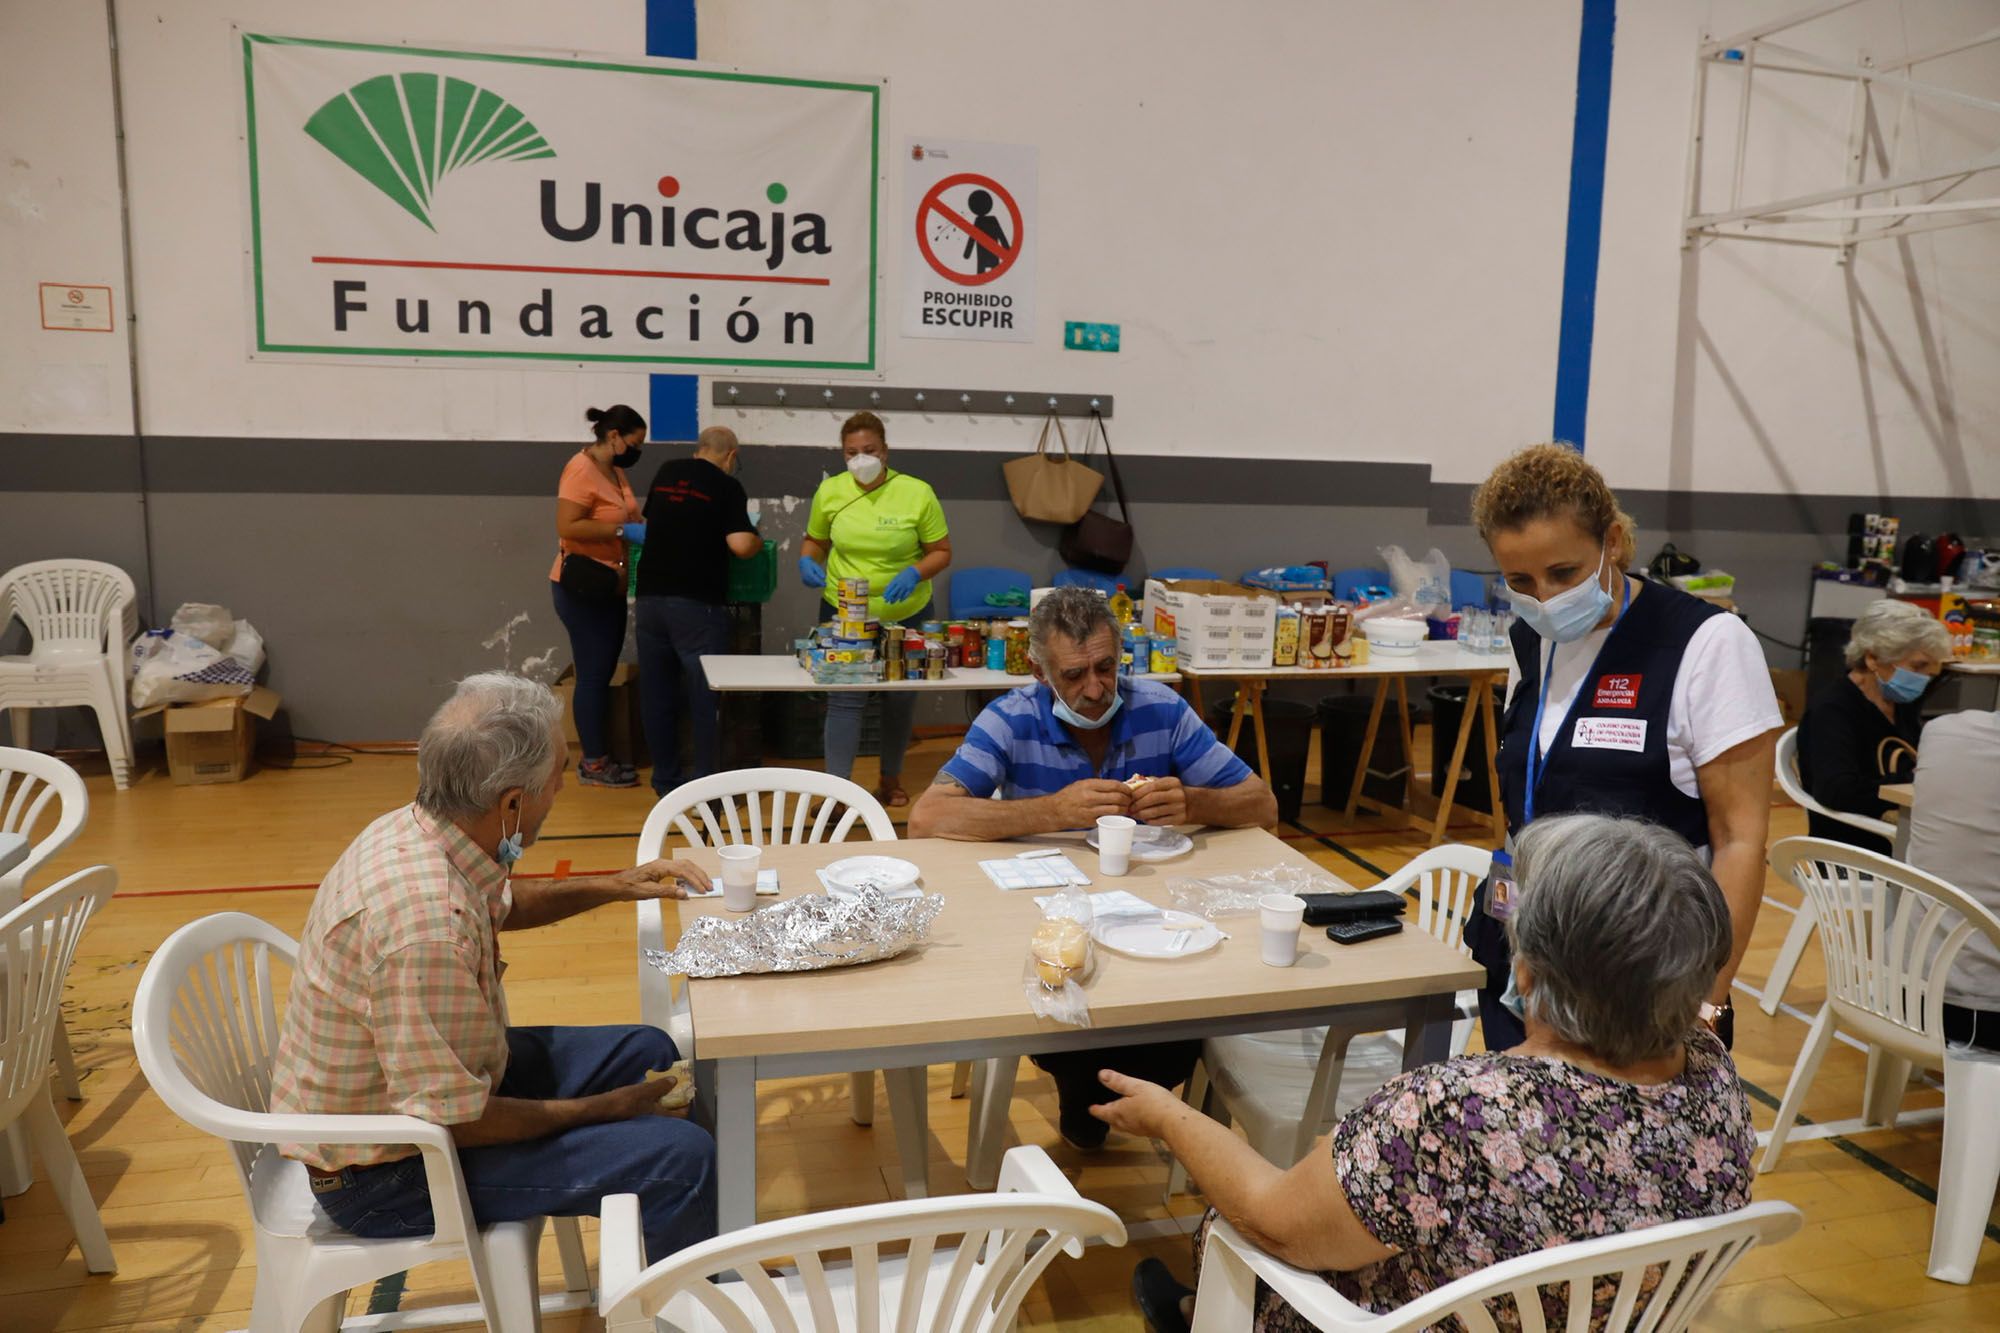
[939,677,1252,800]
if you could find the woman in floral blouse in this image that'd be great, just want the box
[1099,813,1757,1332]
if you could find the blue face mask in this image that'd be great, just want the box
[1050,678,1123,731]
[496,806,525,867]
[1505,549,1614,644]
[1879,666,1931,704]
[1500,967,1528,1020]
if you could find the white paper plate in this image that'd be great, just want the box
[1091,910,1222,959]
[1085,825,1194,862]
[821,855,923,899]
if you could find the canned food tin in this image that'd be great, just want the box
[925,644,947,680]
[839,577,871,600]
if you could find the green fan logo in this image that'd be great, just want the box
[304,73,554,230]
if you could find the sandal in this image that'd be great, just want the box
[874,781,909,809]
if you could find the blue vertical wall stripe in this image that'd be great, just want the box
[647,0,701,441]
[1552,0,1617,451]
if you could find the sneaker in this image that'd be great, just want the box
[1131,1258,1195,1333]
[578,757,637,788]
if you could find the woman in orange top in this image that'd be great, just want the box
[550,404,646,787]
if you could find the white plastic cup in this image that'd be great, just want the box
[1259,893,1307,966]
[1096,815,1137,877]
[718,845,761,911]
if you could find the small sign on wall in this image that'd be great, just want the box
[1063,320,1119,352]
[40,283,115,332]
[902,138,1036,343]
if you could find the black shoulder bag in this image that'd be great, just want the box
[559,549,626,606]
[1058,412,1134,574]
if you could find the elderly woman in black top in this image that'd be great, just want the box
[1797,600,1950,854]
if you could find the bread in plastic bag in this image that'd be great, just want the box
[1025,885,1094,1027]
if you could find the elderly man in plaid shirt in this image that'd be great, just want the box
[270,672,716,1260]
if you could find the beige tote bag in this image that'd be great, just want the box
[1003,414,1103,524]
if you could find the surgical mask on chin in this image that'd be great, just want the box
[496,807,525,867]
[1050,680,1123,731]
[1880,667,1931,704]
[1505,549,1614,643]
[847,453,884,484]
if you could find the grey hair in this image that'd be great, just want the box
[1506,813,1731,1066]
[1844,598,1951,669]
[1027,585,1119,664]
[415,672,565,824]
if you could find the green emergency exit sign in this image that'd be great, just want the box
[1063,321,1120,352]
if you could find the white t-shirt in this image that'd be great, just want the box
[1907,711,2000,1010]
[1504,597,1782,800]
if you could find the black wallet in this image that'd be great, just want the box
[1300,890,1407,926]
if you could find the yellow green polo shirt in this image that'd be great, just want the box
[806,468,949,622]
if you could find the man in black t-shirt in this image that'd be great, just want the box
[634,426,761,796]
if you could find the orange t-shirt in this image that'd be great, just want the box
[548,451,639,583]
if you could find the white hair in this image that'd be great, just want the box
[1844,599,1951,669]
[1507,814,1732,1066]
[414,672,564,823]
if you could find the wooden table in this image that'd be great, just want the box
[1881,781,1915,859]
[1181,642,1509,846]
[667,827,1483,1231]
[700,654,1179,692]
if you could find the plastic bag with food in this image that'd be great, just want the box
[1025,885,1094,1027]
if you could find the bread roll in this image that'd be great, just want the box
[1032,918,1089,988]
[650,1060,696,1109]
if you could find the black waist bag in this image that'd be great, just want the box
[559,551,625,607]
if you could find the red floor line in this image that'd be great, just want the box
[112,868,622,900]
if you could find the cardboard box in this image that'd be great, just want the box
[135,687,282,785]
[1143,579,1281,670]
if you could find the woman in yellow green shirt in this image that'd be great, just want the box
[798,410,952,805]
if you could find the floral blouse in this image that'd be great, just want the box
[1203,1029,1755,1332]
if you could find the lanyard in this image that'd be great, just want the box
[1523,577,1632,824]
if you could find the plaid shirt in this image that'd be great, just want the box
[270,804,513,1170]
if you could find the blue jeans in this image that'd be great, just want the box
[551,580,628,761]
[824,599,931,783]
[313,1026,715,1262]
[636,596,731,796]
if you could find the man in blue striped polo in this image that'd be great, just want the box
[910,585,1276,1148]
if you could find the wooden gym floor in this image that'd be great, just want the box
[5,727,1999,1331]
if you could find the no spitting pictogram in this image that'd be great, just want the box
[916,172,1023,286]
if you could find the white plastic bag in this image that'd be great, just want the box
[129,629,255,707]
[170,602,236,650]
[1377,545,1453,620]
[1169,863,1352,920]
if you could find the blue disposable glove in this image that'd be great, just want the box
[884,565,921,604]
[620,522,647,543]
[798,555,827,589]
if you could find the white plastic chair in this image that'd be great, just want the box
[133,912,591,1332]
[1758,837,2000,1283]
[1160,845,1492,1200]
[0,561,138,789]
[0,749,91,1195]
[637,769,962,1203]
[1758,728,1898,1016]
[597,1145,1124,1333]
[1190,1203,1802,1332]
[0,865,117,1273]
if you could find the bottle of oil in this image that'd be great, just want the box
[1108,582,1134,625]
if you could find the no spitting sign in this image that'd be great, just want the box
[902,138,1035,343]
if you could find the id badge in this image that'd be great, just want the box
[1488,869,1518,921]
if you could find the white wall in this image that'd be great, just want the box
[7,0,1995,501]
[0,1,134,435]
[1586,0,2000,499]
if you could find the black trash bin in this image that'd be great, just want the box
[1317,694,1410,810]
[1206,697,1314,822]
[1428,684,1493,815]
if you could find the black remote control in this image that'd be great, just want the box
[1326,918,1404,945]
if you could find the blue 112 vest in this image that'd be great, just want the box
[1496,581,1723,850]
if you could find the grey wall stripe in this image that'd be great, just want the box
[5,433,1991,534]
